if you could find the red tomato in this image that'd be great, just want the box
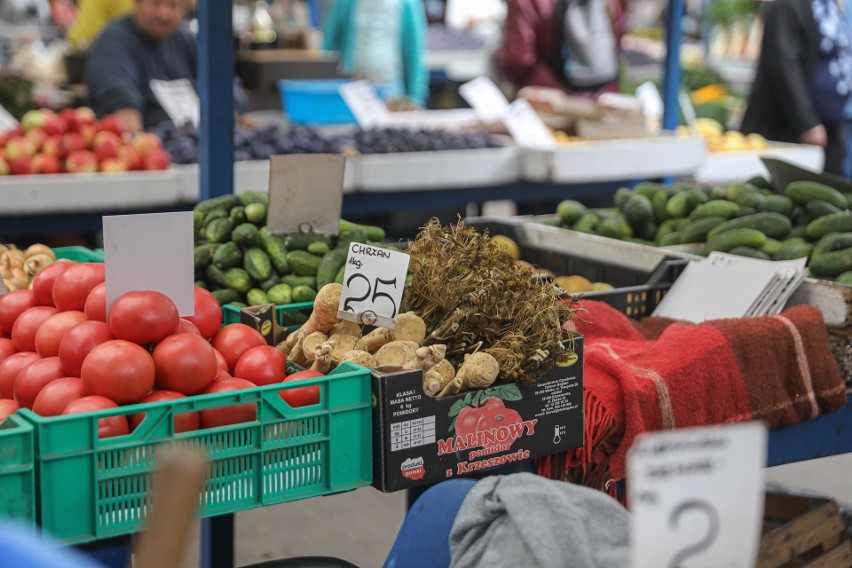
[81,340,155,404]
[11,306,58,352]
[175,319,202,336]
[0,399,19,423]
[280,370,322,408]
[0,338,16,365]
[109,291,179,345]
[0,290,38,334]
[34,310,86,358]
[129,390,199,433]
[83,282,106,321]
[52,263,105,311]
[14,356,65,409]
[0,352,40,399]
[234,346,287,386]
[213,349,228,373]
[58,321,114,377]
[454,399,522,450]
[31,261,72,306]
[152,334,217,395]
[32,377,86,416]
[182,287,222,339]
[210,324,266,373]
[199,377,257,428]
[63,395,129,439]
[214,368,232,382]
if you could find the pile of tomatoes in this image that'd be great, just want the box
[0,260,322,438]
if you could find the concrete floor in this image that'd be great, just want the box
[178,453,852,568]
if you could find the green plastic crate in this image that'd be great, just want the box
[0,414,35,526]
[222,301,314,329]
[20,363,372,544]
[53,247,105,263]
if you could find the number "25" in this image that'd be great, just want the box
[343,274,398,317]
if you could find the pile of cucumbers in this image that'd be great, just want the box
[194,191,388,307]
[555,178,852,284]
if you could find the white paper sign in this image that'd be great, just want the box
[459,76,511,122]
[267,154,344,236]
[339,80,390,129]
[150,79,200,128]
[102,212,195,317]
[636,81,664,123]
[337,243,410,328]
[504,99,557,150]
[629,422,767,568]
[0,105,19,133]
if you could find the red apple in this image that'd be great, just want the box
[93,131,121,161]
[24,128,47,151]
[20,109,47,132]
[5,137,37,160]
[0,157,8,175]
[99,157,127,173]
[75,107,96,128]
[132,133,162,156]
[4,126,22,139]
[58,108,79,131]
[144,148,171,171]
[65,150,97,174]
[79,124,97,147]
[42,114,68,137]
[62,132,86,154]
[8,157,33,175]
[32,153,61,174]
[41,135,67,159]
[97,115,124,136]
[117,145,143,171]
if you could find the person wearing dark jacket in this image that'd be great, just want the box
[742,0,852,175]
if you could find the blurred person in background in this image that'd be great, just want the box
[66,0,133,49]
[445,0,507,41]
[742,0,852,176]
[322,0,429,106]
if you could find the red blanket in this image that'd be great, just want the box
[536,301,849,495]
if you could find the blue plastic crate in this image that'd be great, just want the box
[278,79,389,125]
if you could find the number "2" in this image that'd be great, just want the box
[343,274,398,318]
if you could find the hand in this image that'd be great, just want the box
[800,125,827,146]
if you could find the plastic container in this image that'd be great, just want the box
[53,247,105,263]
[278,79,387,125]
[0,414,35,527]
[222,301,314,329]
[20,363,372,544]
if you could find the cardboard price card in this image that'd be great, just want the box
[150,79,200,128]
[628,422,767,568]
[504,99,557,151]
[337,243,409,328]
[459,76,511,122]
[339,80,390,129]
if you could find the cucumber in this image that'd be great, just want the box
[286,250,323,276]
[211,288,242,306]
[212,241,243,269]
[813,232,852,256]
[709,185,728,200]
[810,248,852,277]
[202,209,228,228]
[258,227,290,274]
[633,182,666,199]
[634,221,656,241]
[307,241,330,255]
[706,212,792,240]
[666,189,707,218]
[762,195,794,216]
[573,213,600,233]
[786,181,848,210]
[700,228,767,255]
[335,229,369,251]
[292,285,318,303]
[339,219,386,242]
[746,176,772,190]
[244,248,273,281]
[247,288,269,306]
[679,216,726,244]
[334,265,346,284]
[729,246,771,260]
[223,268,252,294]
[557,199,589,225]
[689,200,740,220]
[760,238,783,256]
[652,190,670,223]
[596,216,627,239]
[655,217,689,243]
[781,237,806,246]
[245,202,268,225]
[281,274,317,289]
[267,283,293,305]
[726,183,758,203]
[239,191,269,206]
[835,271,852,286]
[805,200,842,219]
[258,271,280,292]
[193,209,204,237]
[773,242,813,261]
[788,225,809,240]
[194,280,208,290]
[206,264,229,288]
[193,194,241,215]
[281,310,310,326]
[659,232,683,246]
[284,232,333,251]
[194,243,218,271]
[229,301,248,309]
[205,218,235,244]
[806,211,852,239]
[232,223,260,249]
[735,192,766,210]
[622,194,653,229]
[228,206,247,226]
[316,248,348,289]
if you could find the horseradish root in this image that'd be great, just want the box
[374,340,420,368]
[403,344,447,371]
[437,352,499,397]
[280,283,343,355]
[359,312,427,353]
[310,342,334,373]
[423,359,456,396]
[329,320,362,339]
[339,350,378,368]
[301,332,328,366]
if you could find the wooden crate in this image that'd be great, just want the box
[758,492,852,568]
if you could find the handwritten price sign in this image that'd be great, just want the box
[337,243,409,328]
[628,422,766,568]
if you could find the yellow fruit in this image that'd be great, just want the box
[696,117,724,138]
[591,282,614,291]
[746,133,768,150]
[492,235,521,261]
[555,275,594,294]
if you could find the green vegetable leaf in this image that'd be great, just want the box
[449,399,467,418]
[449,415,458,432]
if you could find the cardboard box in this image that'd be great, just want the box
[372,337,584,492]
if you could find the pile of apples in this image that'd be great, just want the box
[0,107,171,176]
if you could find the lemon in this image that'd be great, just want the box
[492,235,521,260]
[555,275,594,294]
[591,282,614,291]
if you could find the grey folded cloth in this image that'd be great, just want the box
[449,472,630,568]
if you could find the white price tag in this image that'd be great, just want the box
[337,243,410,328]
[0,105,18,133]
[679,90,699,133]
[150,79,200,128]
[459,76,511,122]
[267,154,344,235]
[629,422,766,568]
[339,80,390,129]
[102,211,195,317]
[636,81,664,124]
[504,99,557,150]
